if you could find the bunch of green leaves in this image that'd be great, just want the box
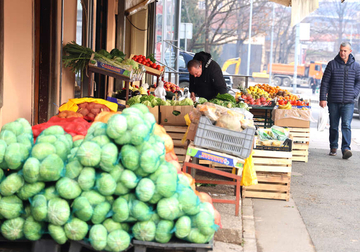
[127,95,142,106]
[215,93,236,103]
[147,54,156,63]
[62,41,94,75]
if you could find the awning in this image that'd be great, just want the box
[269,0,319,27]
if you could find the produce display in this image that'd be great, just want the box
[189,102,255,131]
[206,93,249,109]
[75,102,111,120]
[256,126,290,148]
[162,81,180,93]
[0,105,220,251]
[131,54,162,71]
[127,95,194,107]
[63,42,144,79]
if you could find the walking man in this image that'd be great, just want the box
[319,42,360,159]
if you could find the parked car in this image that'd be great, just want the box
[355,93,360,118]
[178,51,233,92]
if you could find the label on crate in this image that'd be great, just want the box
[187,147,244,169]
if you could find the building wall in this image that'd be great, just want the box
[1,0,33,126]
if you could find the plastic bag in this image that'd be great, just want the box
[317,106,329,132]
[241,153,258,186]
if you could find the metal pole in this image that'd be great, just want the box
[185,24,187,51]
[246,0,253,76]
[350,23,353,44]
[293,23,300,94]
[161,0,166,64]
[268,3,275,85]
[174,0,181,85]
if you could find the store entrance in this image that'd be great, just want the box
[34,0,59,124]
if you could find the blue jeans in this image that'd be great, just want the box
[328,102,354,152]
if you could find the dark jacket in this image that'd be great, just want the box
[320,53,360,103]
[189,52,227,100]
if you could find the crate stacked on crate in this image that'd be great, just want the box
[249,107,274,129]
[162,125,188,163]
[288,127,310,162]
[242,142,292,201]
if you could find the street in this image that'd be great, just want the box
[249,85,360,252]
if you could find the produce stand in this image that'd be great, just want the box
[183,143,245,216]
[132,238,213,252]
[162,125,188,163]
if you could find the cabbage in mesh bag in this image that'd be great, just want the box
[76,141,102,167]
[39,154,64,182]
[0,173,24,196]
[135,178,155,202]
[156,172,177,198]
[107,229,131,252]
[48,224,67,244]
[140,148,160,174]
[81,190,106,205]
[177,186,200,216]
[31,142,56,161]
[0,217,24,240]
[65,160,83,179]
[0,195,23,219]
[4,143,29,170]
[56,177,82,200]
[78,167,96,191]
[96,173,116,196]
[23,216,44,241]
[155,220,174,243]
[109,164,124,182]
[130,200,153,221]
[100,143,118,172]
[64,218,88,240]
[112,197,129,223]
[103,218,122,233]
[89,224,108,251]
[185,228,209,244]
[43,186,59,200]
[174,216,192,239]
[195,211,216,236]
[120,145,140,171]
[31,195,48,222]
[132,220,156,242]
[120,169,139,189]
[72,197,93,222]
[47,198,70,226]
[157,196,180,221]
[17,182,45,200]
[23,157,41,183]
[91,201,111,224]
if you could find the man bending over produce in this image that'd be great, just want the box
[187,51,228,101]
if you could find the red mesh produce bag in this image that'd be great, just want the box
[32,116,92,139]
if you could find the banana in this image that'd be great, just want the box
[278,102,292,109]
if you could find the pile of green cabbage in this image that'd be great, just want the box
[0,104,218,251]
[127,95,194,107]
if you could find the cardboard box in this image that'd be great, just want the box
[273,109,310,128]
[159,106,194,126]
[186,123,199,141]
[148,106,159,124]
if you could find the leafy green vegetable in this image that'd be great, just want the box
[0,195,23,219]
[179,98,194,106]
[48,224,67,244]
[64,218,88,240]
[175,216,192,238]
[0,173,24,196]
[72,197,93,222]
[132,220,156,241]
[47,198,70,226]
[216,93,236,103]
[107,229,131,252]
[155,220,174,243]
[198,97,208,104]
[127,95,142,106]
[89,224,108,251]
[1,217,25,240]
[23,216,44,241]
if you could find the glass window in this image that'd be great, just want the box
[179,55,186,68]
[315,65,320,71]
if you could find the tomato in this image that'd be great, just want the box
[156,65,161,70]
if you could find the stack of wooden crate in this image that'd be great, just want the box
[242,149,292,201]
[288,127,310,162]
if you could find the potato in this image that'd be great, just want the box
[90,108,101,115]
[87,103,95,110]
[87,113,95,119]
[78,103,88,109]
[78,108,89,116]
[93,104,103,109]
[102,107,110,112]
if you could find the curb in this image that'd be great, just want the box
[242,198,257,252]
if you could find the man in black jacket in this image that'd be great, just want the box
[187,51,228,101]
[319,42,360,159]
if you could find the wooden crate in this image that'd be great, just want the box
[242,149,292,201]
[242,172,291,201]
[292,143,309,162]
[162,125,188,163]
[252,149,292,173]
[288,127,310,144]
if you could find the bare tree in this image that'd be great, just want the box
[309,0,360,52]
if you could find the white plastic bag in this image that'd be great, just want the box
[317,106,329,132]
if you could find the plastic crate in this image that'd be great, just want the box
[194,116,256,159]
[254,138,292,152]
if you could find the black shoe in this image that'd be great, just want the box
[342,150,352,159]
[329,148,337,156]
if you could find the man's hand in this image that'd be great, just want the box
[190,92,196,102]
[319,101,327,108]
